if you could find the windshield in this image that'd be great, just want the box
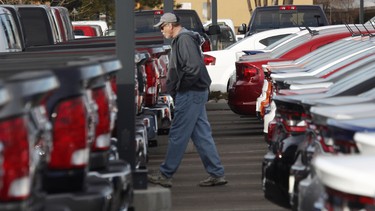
[135,12,203,34]
[249,7,327,34]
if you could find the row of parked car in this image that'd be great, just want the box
[223,21,375,210]
[0,4,175,211]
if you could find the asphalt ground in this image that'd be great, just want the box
[147,102,288,211]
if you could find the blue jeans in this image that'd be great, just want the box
[160,89,225,178]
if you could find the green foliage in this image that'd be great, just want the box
[136,0,163,9]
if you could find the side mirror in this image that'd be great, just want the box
[206,25,221,35]
[238,23,247,34]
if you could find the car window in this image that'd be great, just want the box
[135,12,203,34]
[264,33,299,50]
[248,6,328,35]
[258,34,291,46]
[178,14,201,32]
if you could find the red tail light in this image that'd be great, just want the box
[204,54,216,65]
[333,139,359,154]
[145,60,159,107]
[236,63,260,82]
[109,76,117,95]
[201,39,211,52]
[279,5,296,10]
[0,116,30,201]
[92,87,111,151]
[50,96,89,169]
[277,110,308,133]
[325,187,375,210]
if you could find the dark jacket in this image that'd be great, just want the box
[166,28,211,97]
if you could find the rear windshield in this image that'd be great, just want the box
[135,12,203,34]
[249,6,328,34]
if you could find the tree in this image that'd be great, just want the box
[135,0,181,10]
[315,0,357,24]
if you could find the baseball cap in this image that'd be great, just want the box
[153,12,179,28]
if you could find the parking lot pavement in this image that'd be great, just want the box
[147,102,288,211]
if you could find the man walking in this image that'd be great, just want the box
[147,12,227,187]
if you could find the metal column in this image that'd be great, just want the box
[359,0,364,24]
[116,0,147,190]
[164,0,173,13]
[211,0,218,50]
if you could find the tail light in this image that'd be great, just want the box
[279,5,297,10]
[204,54,216,65]
[333,139,359,154]
[145,60,159,106]
[49,96,89,169]
[0,116,30,201]
[278,110,308,133]
[109,76,117,95]
[236,62,260,82]
[325,187,375,211]
[159,95,168,104]
[201,39,211,52]
[260,81,273,118]
[92,87,111,151]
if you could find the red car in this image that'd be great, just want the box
[228,25,360,116]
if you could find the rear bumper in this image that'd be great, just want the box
[228,85,259,116]
[44,175,113,211]
[89,159,133,211]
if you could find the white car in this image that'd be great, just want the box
[204,27,302,93]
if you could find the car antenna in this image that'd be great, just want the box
[314,15,321,26]
[361,24,374,37]
[353,24,366,36]
[305,26,319,36]
[368,20,375,37]
[345,23,359,37]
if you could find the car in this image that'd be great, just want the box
[313,154,375,210]
[257,36,375,127]
[261,50,375,209]
[204,27,301,93]
[203,18,236,37]
[238,5,329,37]
[213,24,237,49]
[228,24,365,116]
[72,20,108,36]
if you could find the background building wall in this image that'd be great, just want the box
[176,0,314,32]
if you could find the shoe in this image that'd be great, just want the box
[147,170,172,187]
[199,175,228,187]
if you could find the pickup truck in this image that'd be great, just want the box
[0,55,133,211]
[1,4,173,139]
[1,4,75,50]
[0,71,58,211]
[0,5,177,210]
[239,5,329,36]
